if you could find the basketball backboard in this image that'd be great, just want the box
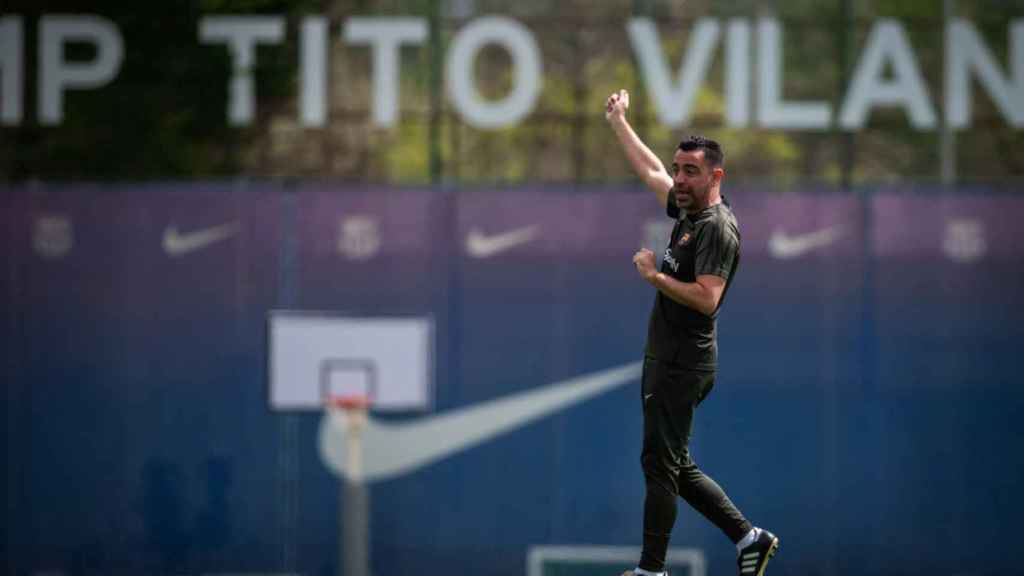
[267,311,433,412]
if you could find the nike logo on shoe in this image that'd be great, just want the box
[465,225,539,258]
[162,222,241,257]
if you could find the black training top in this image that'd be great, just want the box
[643,195,741,370]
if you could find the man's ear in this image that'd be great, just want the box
[712,166,725,184]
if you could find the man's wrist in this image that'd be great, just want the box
[608,114,628,129]
[646,270,662,285]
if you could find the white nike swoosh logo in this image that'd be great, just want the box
[162,222,240,257]
[465,224,539,258]
[319,362,640,482]
[767,226,843,259]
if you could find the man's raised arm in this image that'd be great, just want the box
[605,89,673,207]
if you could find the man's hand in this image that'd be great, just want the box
[605,89,630,122]
[632,248,658,282]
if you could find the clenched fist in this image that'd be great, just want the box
[605,89,630,121]
[633,248,657,282]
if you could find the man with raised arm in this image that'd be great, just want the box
[605,89,779,576]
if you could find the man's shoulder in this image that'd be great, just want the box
[697,204,740,236]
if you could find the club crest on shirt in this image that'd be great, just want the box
[677,232,692,246]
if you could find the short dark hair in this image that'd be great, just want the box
[678,135,724,168]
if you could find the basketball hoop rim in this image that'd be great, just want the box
[326,395,372,411]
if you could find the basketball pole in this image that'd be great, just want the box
[337,401,370,576]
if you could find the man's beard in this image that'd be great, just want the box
[674,187,703,211]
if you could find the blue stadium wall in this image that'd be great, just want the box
[4,184,1023,576]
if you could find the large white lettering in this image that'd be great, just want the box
[446,16,541,128]
[946,19,1024,128]
[199,16,285,126]
[725,19,750,127]
[39,15,123,125]
[0,17,23,125]
[758,18,831,129]
[344,18,427,128]
[840,20,936,129]
[628,18,719,128]
[2,14,1022,131]
[301,17,328,127]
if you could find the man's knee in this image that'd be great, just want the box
[642,452,679,494]
[675,454,708,497]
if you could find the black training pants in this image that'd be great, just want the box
[638,356,753,573]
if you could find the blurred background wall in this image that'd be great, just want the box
[4,1,1024,575]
